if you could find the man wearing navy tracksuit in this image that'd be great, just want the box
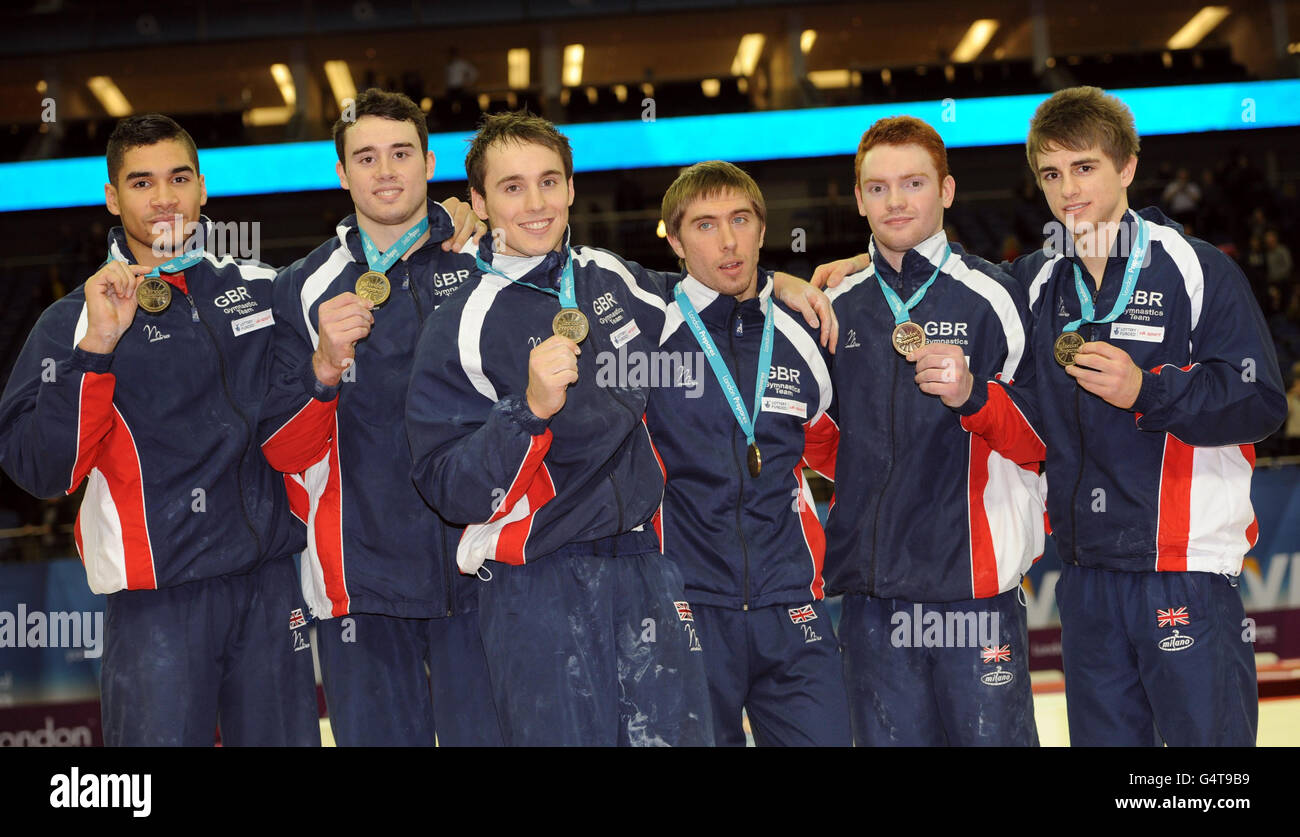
[823,117,1043,746]
[404,112,714,746]
[0,115,318,745]
[984,88,1286,745]
[647,161,851,746]
[261,90,502,746]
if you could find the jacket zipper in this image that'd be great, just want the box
[1068,280,1102,566]
[185,292,263,557]
[728,303,753,610]
[867,357,900,596]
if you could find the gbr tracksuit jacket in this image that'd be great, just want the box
[825,230,1045,603]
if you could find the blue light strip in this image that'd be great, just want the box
[3,79,1296,213]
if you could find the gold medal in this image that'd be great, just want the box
[891,321,926,356]
[552,308,589,343]
[747,443,762,478]
[355,270,391,306]
[136,277,172,314]
[1054,331,1085,366]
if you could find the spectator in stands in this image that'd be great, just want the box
[445,48,479,114]
[1161,167,1201,226]
[1196,168,1227,242]
[1265,228,1294,286]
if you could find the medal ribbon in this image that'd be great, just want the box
[875,246,952,325]
[475,248,576,308]
[674,282,774,450]
[1063,213,1149,334]
[142,247,204,279]
[358,216,430,275]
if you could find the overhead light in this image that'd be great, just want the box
[243,106,292,126]
[612,83,628,102]
[1167,7,1229,50]
[807,69,852,89]
[656,219,667,238]
[508,48,530,89]
[585,85,598,104]
[800,29,817,55]
[952,19,998,63]
[420,97,432,112]
[270,63,296,108]
[563,44,584,87]
[87,76,132,117]
[1289,42,1300,54]
[701,78,721,97]
[36,79,47,94]
[323,60,356,110]
[731,33,765,77]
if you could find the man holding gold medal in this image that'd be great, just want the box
[816,116,1043,746]
[0,114,320,745]
[405,112,836,745]
[260,89,502,747]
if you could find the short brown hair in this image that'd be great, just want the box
[661,160,766,240]
[1026,86,1140,176]
[333,88,429,165]
[854,115,949,185]
[106,114,199,185]
[465,110,574,197]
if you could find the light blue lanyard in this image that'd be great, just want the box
[674,283,774,448]
[1064,214,1149,333]
[358,216,429,273]
[475,249,577,308]
[875,247,951,325]
[143,246,204,278]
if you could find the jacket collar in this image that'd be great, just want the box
[106,215,216,267]
[335,198,453,265]
[475,226,574,290]
[676,270,774,329]
[869,227,950,286]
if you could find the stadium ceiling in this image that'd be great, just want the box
[2,0,1290,124]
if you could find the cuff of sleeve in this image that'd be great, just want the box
[500,393,551,435]
[298,356,340,402]
[69,347,114,374]
[1130,369,1165,416]
[955,379,990,417]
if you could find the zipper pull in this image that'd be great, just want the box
[185,293,200,322]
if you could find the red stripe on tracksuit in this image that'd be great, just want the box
[800,412,839,481]
[793,466,826,600]
[1155,435,1194,572]
[1241,444,1259,547]
[1142,365,1197,572]
[959,382,1045,467]
[68,372,156,588]
[316,433,350,616]
[284,475,309,525]
[643,416,666,552]
[967,433,998,599]
[490,430,556,565]
[261,397,338,473]
[69,372,116,490]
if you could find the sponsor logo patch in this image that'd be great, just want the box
[1158,629,1195,653]
[761,396,807,419]
[1157,606,1190,628]
[610,319,640,349]
[1110,322,1165,343]
[232,309,274,336]
[289,608,307,630]
[980,666,1015,687]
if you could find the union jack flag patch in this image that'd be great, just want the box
[289,608,307,630]
[674,601,694,622]
[1157,606,1190,628]
[788,604,817,624]
[981,645,1011,664]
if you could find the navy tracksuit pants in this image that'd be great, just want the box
[316,609,504,747]
[692,600,852,746]
[101,555,320,747]
[839,587,1038,746]
[1056,563,1257,746]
